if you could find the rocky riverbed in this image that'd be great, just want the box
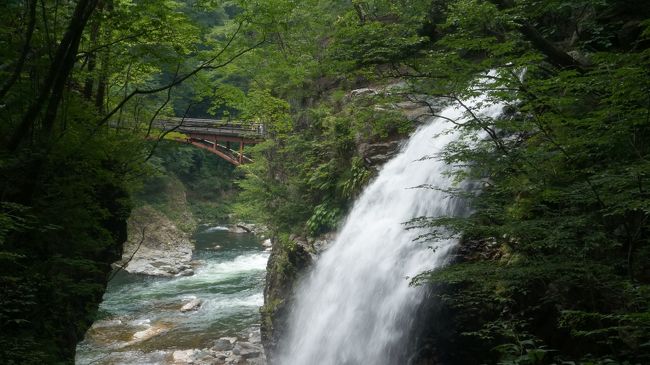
[77,225,269,364]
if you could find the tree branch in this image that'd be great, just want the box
[518,21,586,72]
[95,22,264,129]
[143,102,195,162]
[108,227,145,282]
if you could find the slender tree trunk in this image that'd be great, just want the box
[0,0,37,100]
[7,0,99,151]
[42,0,99,134]
[519,21,585,71]
[95,0,112,113]
[83,2,103,99]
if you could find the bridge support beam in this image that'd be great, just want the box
[239,138,244,164]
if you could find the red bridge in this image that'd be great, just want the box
[155,118,265,166]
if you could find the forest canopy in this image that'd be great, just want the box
[1,0,649,364]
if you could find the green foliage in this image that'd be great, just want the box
[306,201,342,236]
[396,0,650,363]
[0,0,267,361]
[140,141,239,225]
[330,18,426,67]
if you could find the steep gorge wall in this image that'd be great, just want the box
[0,182,131,364]
[259,89,435,361]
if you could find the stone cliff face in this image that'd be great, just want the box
[114,172,199,277]
[260,236,313,361]
[115,205,195,277]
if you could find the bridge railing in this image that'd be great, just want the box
[154,118,265,138]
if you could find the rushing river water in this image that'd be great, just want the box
[76,226,268,364]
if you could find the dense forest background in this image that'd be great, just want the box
[1,0,649,364]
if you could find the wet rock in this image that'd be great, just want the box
[193,349,216,363]
[233,342,262,359]
[213,352,228,361]
[178,268,194,276]
[248,328,262,343]
[261,235,313,361]
[173,349,198,363]
[233,222,269,236]
[358,140,402,166]
[213,337,236,351]
[180,298,202,312]
[130,324,168,344]
[312,232,336,254]
[230,225,250,234]
[225,354,243,364]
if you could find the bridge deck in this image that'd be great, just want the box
[155,118,265,138]
[156,118,263,166]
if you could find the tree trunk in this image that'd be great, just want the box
[0,0,37,100]
[95,0,113,113]
[83,2,103,100]
[6,0,99,151]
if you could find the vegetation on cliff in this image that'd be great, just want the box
[1,0,649,363]
[0,1,269,363]
[222,1,650,364]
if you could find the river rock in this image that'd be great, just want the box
[248,328,262,343]
[177,268,194,276]
[173,349,198,363]
[213,337,236,351]
[233,342,262,359]
[130,324,168,344]
[225,355,243,364]
[180,298,202,312]
[213,352,228,361]
[232,222,269,236]
[230,225,249,234]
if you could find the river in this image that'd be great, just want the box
[76,225,268,364]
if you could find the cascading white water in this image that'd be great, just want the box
[278,91,505,365]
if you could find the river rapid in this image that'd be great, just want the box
[76,226,268,364]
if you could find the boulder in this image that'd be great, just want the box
[248,328,262,344]
[233,222,269,236]
[180,298,202,312]
[172,349,198,364]
[177,268,194,277]
[233,342,262,359]
[129,324,168,344]
[229,225,249,234]
[225,354,243,364]
[213,337,236,351]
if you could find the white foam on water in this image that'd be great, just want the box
[202,225,230,233]
[279,87,505,365]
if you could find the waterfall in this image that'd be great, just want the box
[278,91,505,365]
